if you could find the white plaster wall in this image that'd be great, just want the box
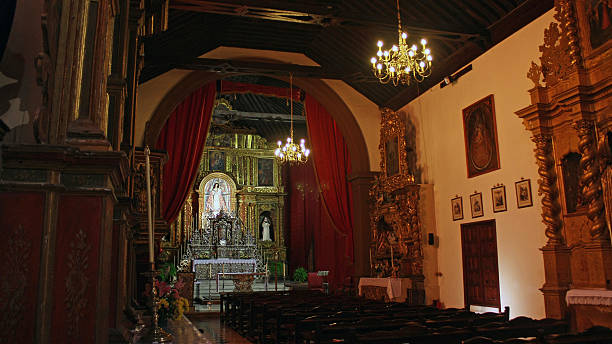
[134,47,381,171]
[401,10,556,319]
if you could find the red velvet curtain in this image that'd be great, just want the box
[155,82,216,223]
[305,94,355,288]
[286,160,319,275]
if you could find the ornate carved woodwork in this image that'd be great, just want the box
[370,108,423,281]
[65,229,91,338]
[185,132,287,261]
[0,225,30,342]
[133,147,168,243]
[533,134,564,244]
[516,0,612,326]
[574,120,608,241]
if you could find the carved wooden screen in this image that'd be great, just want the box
[461,220,501,310]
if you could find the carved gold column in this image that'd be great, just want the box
[532,134,571,319]
[574,120,608,241]
[574,120,612,289]
[533,134,564,243]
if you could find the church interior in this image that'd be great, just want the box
[1,0,612,343]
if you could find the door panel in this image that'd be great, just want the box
[461,220,501,310]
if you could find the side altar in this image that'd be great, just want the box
[365,108,439,305]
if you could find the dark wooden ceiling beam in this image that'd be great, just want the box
[170,0,482,41]
[149,57,377,82]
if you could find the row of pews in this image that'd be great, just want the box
[220,290,612,344]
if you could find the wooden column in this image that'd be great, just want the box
[349,171,375,279]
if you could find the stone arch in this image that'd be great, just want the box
[144,71,370,175]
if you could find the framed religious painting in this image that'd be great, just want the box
[470,192,484,218]
[377,108,411,185]
[208,150,226,171]
[257,158,274,186]
[385,135,400,177]
[515,178,533,208]
[491,184,507,213]
[462,95,500,178]
[451,196,464,221]
[574,0,612,56]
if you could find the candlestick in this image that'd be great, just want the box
[145,146,154,265]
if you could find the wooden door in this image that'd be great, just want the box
[461,220,501,310]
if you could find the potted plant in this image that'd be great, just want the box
[285,267,308,290]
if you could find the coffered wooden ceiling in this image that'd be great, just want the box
[141,0,553,110]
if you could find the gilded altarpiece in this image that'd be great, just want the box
[369,109,424,298]
[191,132,287,261]
[515,0,612,329]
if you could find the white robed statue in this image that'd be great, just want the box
[261,216,272,241]
[205,182,227,216]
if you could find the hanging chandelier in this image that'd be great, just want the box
[370,0,433,86]
[275,74,310,164]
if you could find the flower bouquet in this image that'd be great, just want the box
[154,279,189,327]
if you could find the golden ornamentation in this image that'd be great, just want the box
[558,0,582,67]
[574,120,608,241]
[379,108,412,185]
[370,108,422,276]
[65,229,91,338]
[527,61,542,88]
[0,225,30,342]
[532,134,564,243]
[538,1,580,86]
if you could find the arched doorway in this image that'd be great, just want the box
[144,71,373,277]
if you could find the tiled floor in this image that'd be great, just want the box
[188,314,252,344]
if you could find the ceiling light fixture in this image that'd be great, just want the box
[370,0,433,86]
[275,74,310,164]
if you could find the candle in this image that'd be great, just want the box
[391,245,394,270]
[145,146,154,265]
[209,264,212,279]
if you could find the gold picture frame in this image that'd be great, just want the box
[377,108,413,192]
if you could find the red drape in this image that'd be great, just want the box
[305,94,355,288]
[155,82,216,223]
[286,160,319,275]
[219,80,301,101]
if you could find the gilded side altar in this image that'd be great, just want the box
[369,109,424,293]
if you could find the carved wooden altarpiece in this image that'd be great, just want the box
[369,108,423,286]
[515,0,612,330]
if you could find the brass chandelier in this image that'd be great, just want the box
[275,74,310,164]
[370,0,433,86]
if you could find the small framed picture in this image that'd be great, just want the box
[451,196,464,221]
[470,192,484,218]
[491,185,507,213]
[515,179,533,208]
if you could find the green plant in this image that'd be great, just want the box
[293,267,307,282]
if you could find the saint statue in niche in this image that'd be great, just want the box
[259,214,274,241]
[204,178,230,216]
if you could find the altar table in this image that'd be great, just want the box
[216,272,267,292]
[358,277,412,302]
[192,258,257,280]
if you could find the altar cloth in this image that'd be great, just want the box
[358,277,410,302]
[566,288,612,306]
